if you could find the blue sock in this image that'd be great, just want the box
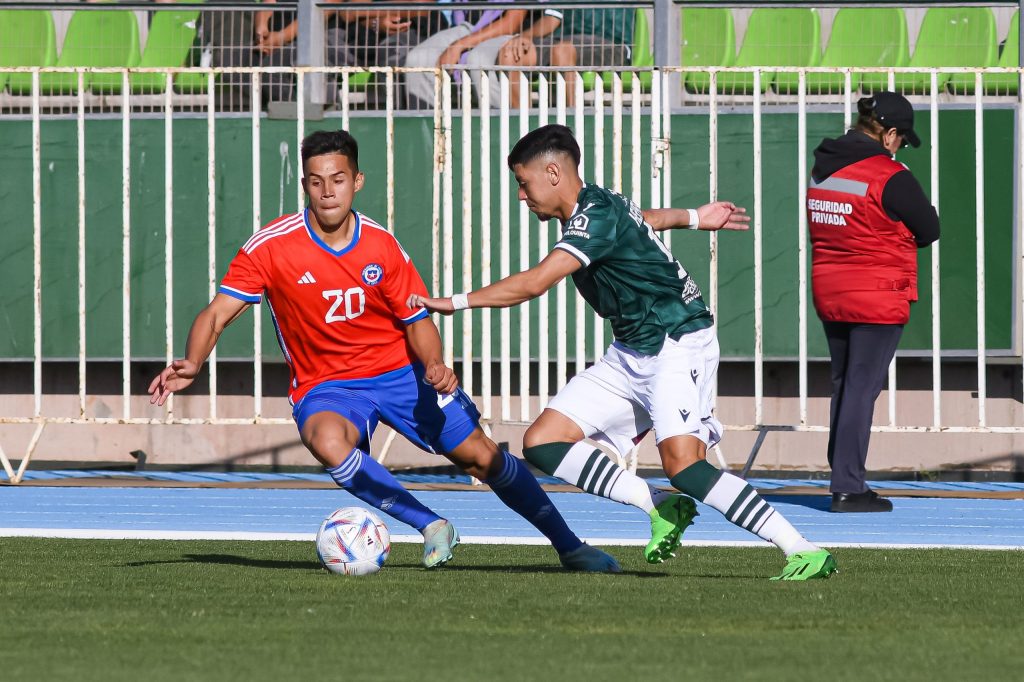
[486,450,583,555]
[327,449,441,532]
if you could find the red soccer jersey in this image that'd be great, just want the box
[219,209,430,404]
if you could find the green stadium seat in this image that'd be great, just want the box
[581,9,653,94]
[719,8,820,94]
[78,11,142,94]
[887,8,997,95]
[775,8,908,95]
[342,71,372,94]
[10,10,141,95]
[949,11,1018,95]
[0,10,57,94]
[125,9,202,95]
[681,8,735,94]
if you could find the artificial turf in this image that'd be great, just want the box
[1,539,1021,681]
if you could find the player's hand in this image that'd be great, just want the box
[148,359,199,407]
[407,294,456,315]
[696,202,750,231]
[425,362,458,395]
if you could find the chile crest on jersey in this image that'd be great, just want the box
[361,263,384,286]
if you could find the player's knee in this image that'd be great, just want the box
[446,430,501,479]
[523,423,549,450]
[309,434,356,466]
[465,451,501,481]
[523,416,580,450]
[301,419,359,467]
[463,459,493,481]
[657,435,706,475]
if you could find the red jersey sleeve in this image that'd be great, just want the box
[219,249,266,303]
[382,238,429,325]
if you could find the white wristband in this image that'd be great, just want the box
[686,208,700,230]
[451,293,470,310]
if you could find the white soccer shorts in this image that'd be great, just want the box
[547,325,723,458]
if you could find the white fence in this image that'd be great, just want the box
[1,64,1023,483]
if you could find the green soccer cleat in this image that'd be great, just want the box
[770,549,838,581]
[644,495,699,564]
[421,519,460,568]
[559,543,622,573]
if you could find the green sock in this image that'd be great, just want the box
[522,443,573,475]
[668,459,723,501]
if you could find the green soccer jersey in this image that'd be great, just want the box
[554,184,713,355]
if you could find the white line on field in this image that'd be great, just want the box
[1,528,1021,550]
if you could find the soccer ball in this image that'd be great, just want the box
[315,506,391,576]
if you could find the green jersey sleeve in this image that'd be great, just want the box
[553,204,617,267]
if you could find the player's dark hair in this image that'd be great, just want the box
[507,124,581,169]
[301,129,359,173]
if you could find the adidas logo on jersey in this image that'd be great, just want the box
[297,271,317,285]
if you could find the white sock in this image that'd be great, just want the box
[703,471,818,556]
[552,441,669,513]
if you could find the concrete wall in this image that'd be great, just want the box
[3,359,1021,476]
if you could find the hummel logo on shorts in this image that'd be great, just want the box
[297,271,317,285]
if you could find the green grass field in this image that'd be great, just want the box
[2,539,1022,681]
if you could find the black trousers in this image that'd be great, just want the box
[823,320,904,493]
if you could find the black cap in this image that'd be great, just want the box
[863,91,920,148]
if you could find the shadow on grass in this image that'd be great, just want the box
[125,554,320,570]
[384,562,670,577]
[126,554,670,577]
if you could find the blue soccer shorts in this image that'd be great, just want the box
[292,364,481,455]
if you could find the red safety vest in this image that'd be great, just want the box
[808,154,919,325]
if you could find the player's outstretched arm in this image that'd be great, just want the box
[407,249,580,315]
[148,294,250,406]
[643,202,750,232]
[404,318,458,395]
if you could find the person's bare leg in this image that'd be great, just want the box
[497,36,536,109]
[550,41,578,106]
[302,412,442,533]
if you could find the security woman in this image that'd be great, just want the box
[807,91,939,513]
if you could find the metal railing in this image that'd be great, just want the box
[1,63,1022,481]
[5,1,1024,114]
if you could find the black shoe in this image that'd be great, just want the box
[830,489,893,513]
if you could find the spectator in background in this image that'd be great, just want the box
[807,92,939,513]
[403,4,558,108]
[252,0,302,103]
[254,0,446,104]
[498,4,634,107]
[323,0,446,71]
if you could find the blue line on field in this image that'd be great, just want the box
[16,470,1024,493]
[1,486,1022,548]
